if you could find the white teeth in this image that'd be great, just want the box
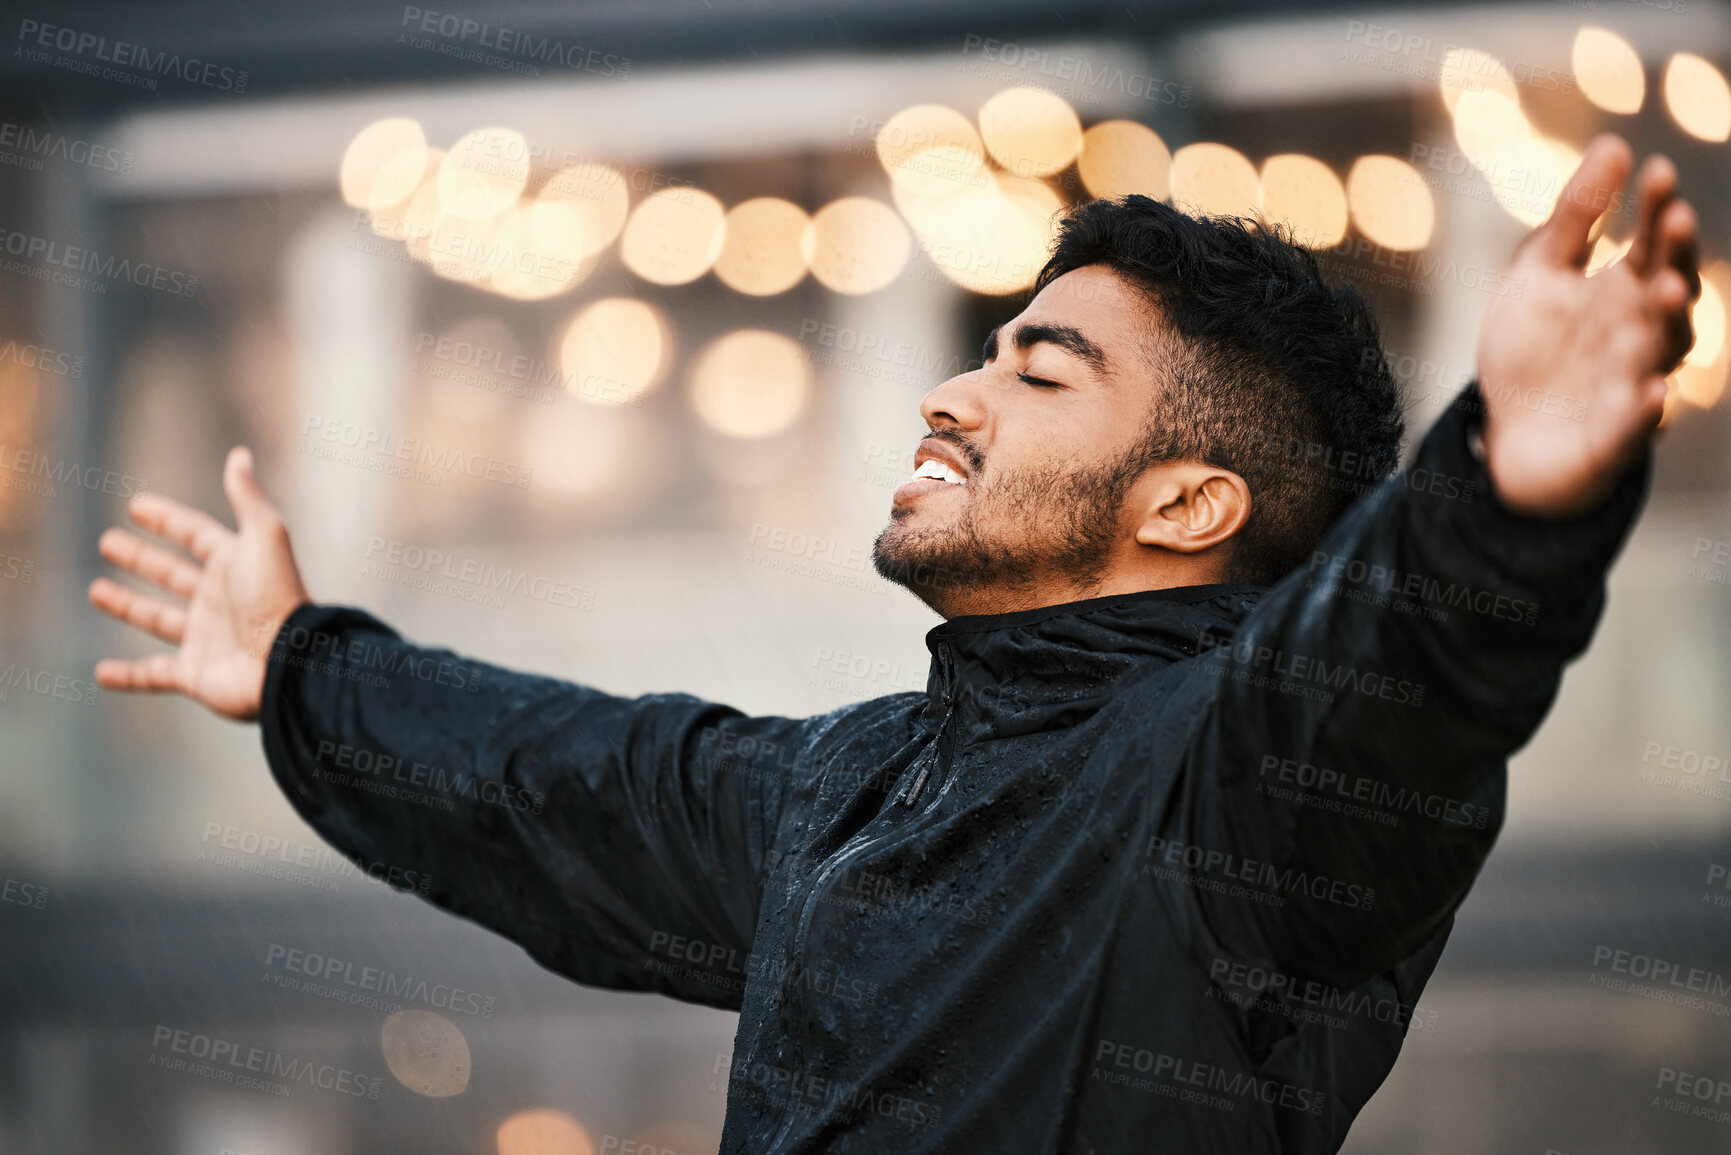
[913,459,966,485]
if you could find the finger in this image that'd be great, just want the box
[1529,135,1633,268]
[94,653,182,694]
[1652,198,1701,300]
[1647,267,1697,372]
[223,446,281,531]
[97,527,200,598]
[88,576,188,645]
[128,490,232,563]
[1625,154,1680,275]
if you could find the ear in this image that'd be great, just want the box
[1131,462,1252,555]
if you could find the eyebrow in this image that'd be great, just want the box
[984,322,1109,372]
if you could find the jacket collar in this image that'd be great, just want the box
[920,584,1266,740]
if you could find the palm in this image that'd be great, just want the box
[88,447,309,722]
[1476,137,1698,516]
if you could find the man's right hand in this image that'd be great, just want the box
[88,446,310,722]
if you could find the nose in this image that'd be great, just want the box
[919,365,989,434]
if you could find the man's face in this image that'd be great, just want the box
[872,265,1167,616]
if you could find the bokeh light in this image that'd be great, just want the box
[802,197,910,294]
[620,187,727,285]
[894,170,1060,295]
[438,127,531,220]
[875,104,986,198]
[1077,120,1171,201]
[1169,143,1259,218]
[1439,47,1519,114]
[690,330,810,437]
[536,162,632,257]
[977,87,1083,179]
[556,297,670,406]
[1449,85,1578,229]
[1573,27,1646,114]
[1664,53,1731,142]
[486,206,594,301]
[1258,154,1347,248]
[1346,155,1435,251]
[1686,274,1726,368]
[397,152,447,257]
[715,197,810,296]
[427,213,508,285]
[372,146,445,243]
[1452,88,1533,171]
[340,117,430,212]
[381,1010,471,1097]
[1586,233,1632,276]
[497,1109,594,1155]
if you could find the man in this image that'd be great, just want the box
[89,135,1697,1153]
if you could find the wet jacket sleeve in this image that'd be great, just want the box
[1172,382,1649,989]
[258,602,812,1011]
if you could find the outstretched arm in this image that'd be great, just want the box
[88,454,810,1007]
[1168,136,1698,990]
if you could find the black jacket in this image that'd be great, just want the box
[260,385,1648,1153]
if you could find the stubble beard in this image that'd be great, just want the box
[871,446,1150,615]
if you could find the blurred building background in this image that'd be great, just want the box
[2,0,1731,1151]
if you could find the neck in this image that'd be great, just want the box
[921,556,1229,619]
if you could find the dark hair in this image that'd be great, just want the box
[1034,194,1405,586]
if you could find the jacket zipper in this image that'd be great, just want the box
[761,644,960,1150]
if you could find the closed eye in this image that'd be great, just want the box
[1017,372,1066,389]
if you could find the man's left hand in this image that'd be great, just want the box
[1476,133,1699,517]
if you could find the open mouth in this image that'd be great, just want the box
[910,459,966,485]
